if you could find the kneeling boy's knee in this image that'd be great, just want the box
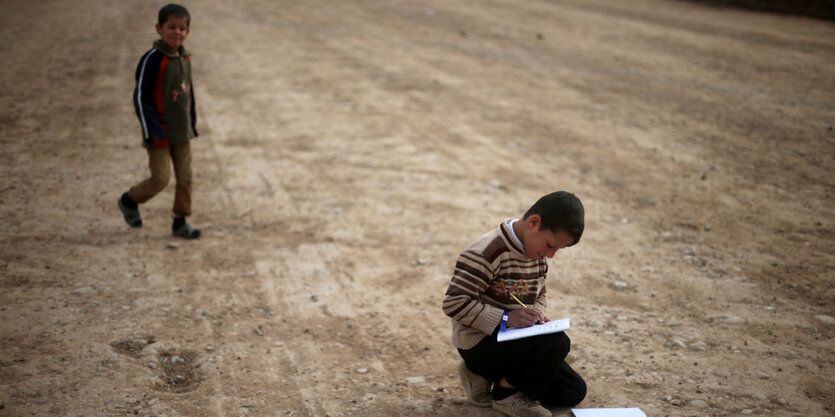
[566,378,587,406]
[542,332,571,357]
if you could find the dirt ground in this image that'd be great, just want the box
[1,0,833,416]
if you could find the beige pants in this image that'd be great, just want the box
[128,142,193,217]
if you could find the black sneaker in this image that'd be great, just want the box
[118,193,142,227]
[172,220,201,239]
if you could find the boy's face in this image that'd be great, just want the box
[156,15,190,52]
[521,215,575,260]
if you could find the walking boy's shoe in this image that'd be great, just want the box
[492,391,550,417]
[118,192,142,227]
[172,219,201,239]
[458,361,491,407]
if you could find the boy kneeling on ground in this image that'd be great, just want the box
[443,191,587,417]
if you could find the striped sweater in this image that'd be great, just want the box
[443,219,548,349]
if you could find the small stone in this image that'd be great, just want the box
[756,370,771,379]
[714,370,730,378]
[171,356,185,364]
[613,281,628,290]
[148,362,157,369]
[690,400,708,408]
[205,345,215,352]
[73,287,96,295]
[356,368,368,374]
[406,376,425,384]
[661,395,672,402]
[166,242,179,249]
[97,366,107,372]
[740,409,753,415]
[752,393,767,401]
[723,315,743,324]
[814,315,832,324]
[776,398,786,405]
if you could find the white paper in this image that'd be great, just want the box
[496,318,570,342]
[571,408,647,417]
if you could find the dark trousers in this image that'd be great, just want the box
[458,326,586,407]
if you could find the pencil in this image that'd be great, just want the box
[507,291,527,308]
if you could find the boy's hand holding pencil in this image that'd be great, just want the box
[506,290,549,328]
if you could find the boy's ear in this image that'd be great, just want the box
[525,214,542,230]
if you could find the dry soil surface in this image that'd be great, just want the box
[1,0,833,416]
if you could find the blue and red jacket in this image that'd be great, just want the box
[133,40,198,148]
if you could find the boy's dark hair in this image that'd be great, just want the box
[523,191,585,245]
[158,4,190,27]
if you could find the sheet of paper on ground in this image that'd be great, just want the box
[571,408,647,417]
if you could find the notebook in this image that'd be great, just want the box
[497,318,570,342]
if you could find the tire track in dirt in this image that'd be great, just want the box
[176,56,318,417]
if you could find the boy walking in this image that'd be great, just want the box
[118,3,201,239]
[443,191,587,417]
